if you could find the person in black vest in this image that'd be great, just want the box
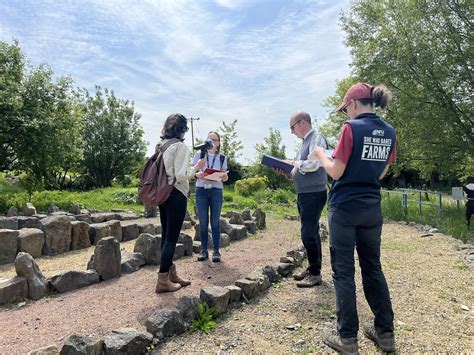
[463,176,474,227]
[193,131,228,262]
[283,111,328,287]
[314,83,397,353]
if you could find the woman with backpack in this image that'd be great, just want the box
[155,113,205,293]
[193,131,229,262]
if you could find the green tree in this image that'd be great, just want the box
[338,0,473,179]
[80,87,147,187]
[254,128,292,189]
[218,119,244,183]
[0,41,24,171]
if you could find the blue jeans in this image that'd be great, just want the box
[297,190,327,275]
[196,187,223,252]
[329,200,394,339]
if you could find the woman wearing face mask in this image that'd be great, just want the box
[192,131,229,262]
[314,83,397,354]
[155,113,206,293]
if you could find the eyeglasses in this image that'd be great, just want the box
[210,139,220,142]
[290,120,302,131]
[340,100,353,115]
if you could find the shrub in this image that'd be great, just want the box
[111,190,141,205]
[190,303,216,334]
[235,176,268,197]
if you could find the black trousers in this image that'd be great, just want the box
[297,190,327,276]
[158,188,187,273]
[328,200,394,339]
[466,200,474,226]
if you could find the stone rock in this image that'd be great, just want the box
[429,228,439,233]
[286,250,304,267]
[49,270,99,293]
[0,276,28,305]
[70,221,91,250]
[176,295,203,325]
[68,204,82,215]
[17,216,40,229]
[91,213,120,223]
[154,224,162,235]
[276,262,294,276]
[7,206,18,217]
[235,278,259,300]
[137,222,155,235]
[200,286,230,315]
[192,241,201,254]
[27,345,59,355]
[145,309,186,339]
[17,228,44,258]
[74,214,92,224]
[246,272,271,293]
[241,209,252,221]
[228,211,244,225]
[60,335,103,355]
[244,221,257,234]
[225,285,243,302]
[47,204,60,214]
[220,219,247,241]
[193,222,210,241]
[182,221,192,230]
[0,216,18,230]
[177,233,193,256]
[14,252,48,300]
[90,237,121,281]
[220,233,231,248]
[0,229,19,264]
[262,265,281,283]
[134,233,161,265]
[184,209,196,225]
[122,223,140,241]
[253,208,266,229]
[23,202,37,216]
[40,216,72,255]
[106,220,123,242]
[121,252,145,274]
[284,214,299,221]
[144,205,158,218]
[88,222,111,245]
[280,256,296,265]
[173,243,185,260]
[104,328,152,354]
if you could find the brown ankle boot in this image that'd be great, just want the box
[169,264,191,287]
[155,272,182,293]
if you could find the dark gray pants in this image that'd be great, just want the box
[329,200,394,339]
[297,190,327,276]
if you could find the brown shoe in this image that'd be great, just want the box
[363,322,395,352]
[169,264,191,287]
[155,272,182,293]
[323,328,359,355]
[296,274,322,288]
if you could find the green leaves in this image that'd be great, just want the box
[190,303,216,334]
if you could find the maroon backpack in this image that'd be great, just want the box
[138,138,180,206]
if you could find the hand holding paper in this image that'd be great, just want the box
[203,171,229,182]
[309,148,334,161]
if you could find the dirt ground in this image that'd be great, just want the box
[1,217,472,354]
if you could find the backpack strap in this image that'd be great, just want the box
[155,138,180,153]
[219,154,226,168]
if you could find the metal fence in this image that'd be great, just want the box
[381,188,443,213]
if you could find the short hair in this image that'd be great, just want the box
[292,111,311,124]
[160,113,188,140]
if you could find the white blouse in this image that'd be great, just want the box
[161,139,197,197]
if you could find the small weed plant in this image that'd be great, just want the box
[191,303,216,334]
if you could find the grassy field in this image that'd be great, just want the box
[0,176,471,242]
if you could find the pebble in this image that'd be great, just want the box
[461,305,469,311]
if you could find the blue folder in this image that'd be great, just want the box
[261,154,294,174]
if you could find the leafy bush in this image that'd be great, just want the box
[234,176,268,197]
[111,190,140,205]
[190,303,216,334]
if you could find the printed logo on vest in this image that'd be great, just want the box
[372,129,385,136]
[361,136,392,161]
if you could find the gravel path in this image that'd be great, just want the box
[1,218,472,353]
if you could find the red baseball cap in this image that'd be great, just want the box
[335,83,373,112]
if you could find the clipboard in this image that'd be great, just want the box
[203,171,228,182]
[261,154,293,174]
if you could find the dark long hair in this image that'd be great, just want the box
[358,84,392,109]
[160,113,188,140]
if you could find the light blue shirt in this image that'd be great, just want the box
[192,152,228,189]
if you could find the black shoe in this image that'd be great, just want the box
[212,251,221,262]
[197,250,208,261]
[363,322,396,352]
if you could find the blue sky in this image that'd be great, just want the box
[0,0,351,163]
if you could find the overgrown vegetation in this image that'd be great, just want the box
[190,303,216,334]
